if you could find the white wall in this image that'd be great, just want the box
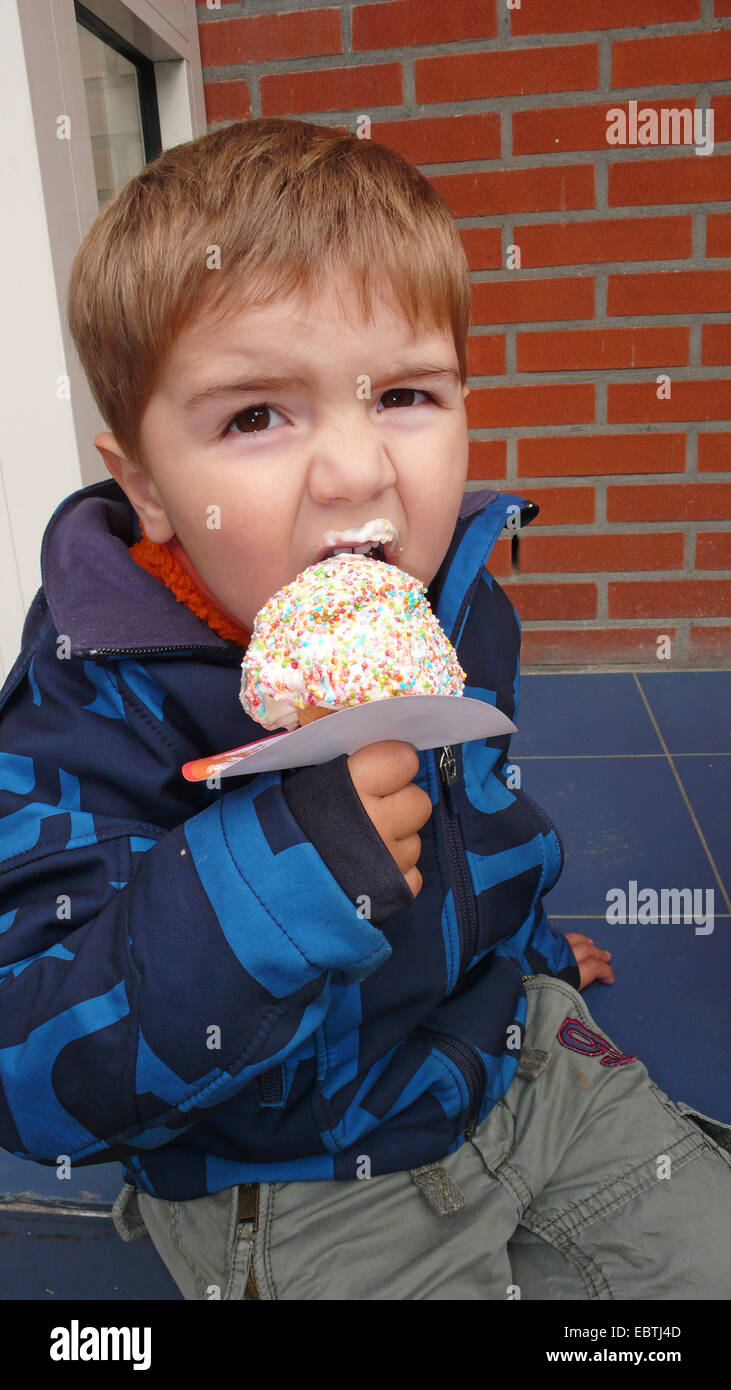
[0,0,206,682]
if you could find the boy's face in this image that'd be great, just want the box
[95,270,470,631]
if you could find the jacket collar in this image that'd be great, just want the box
[40,477,537,659]
[41,478,242,660]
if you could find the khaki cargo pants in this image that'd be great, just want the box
[112,975,731,1300]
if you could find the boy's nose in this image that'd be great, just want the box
[307,424,397,503]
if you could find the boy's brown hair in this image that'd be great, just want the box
[66,116,472,474]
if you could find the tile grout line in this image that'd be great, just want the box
[521,669,731,677]
[633,674,731,915]
[512,753,730,759]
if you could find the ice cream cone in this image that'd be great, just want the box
[297,705,334,726]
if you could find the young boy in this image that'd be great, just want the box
[0,118,728,1302]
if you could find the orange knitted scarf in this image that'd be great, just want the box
[129,519,251,649]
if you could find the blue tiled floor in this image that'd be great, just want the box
[511,671,730,1124]
[0,1150,179,1299]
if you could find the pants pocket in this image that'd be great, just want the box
[671,1099,731,1166]
[648,1082,731,1168]
[134,1186,248,1301]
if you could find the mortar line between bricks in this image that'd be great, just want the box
[633,673,731,912]
[497,0,511,49]
[491,522,727,536]
[499,575,730,587]
[514,615,731,621]
[594,267,608,316]
[479,354,721,373]
[467,263,731,282]
[686,428,700,479]
[493,474,730,483]
[700,214,709,261]
[455,205,731,228]
[496,566,731,576]
[596,378,607,426]
[595,576,610,619]
[595,479,607,525]
[200,35,731,76]
[498,466,729,478]
[468,367,731,380]
[249,65,261,119]
[504,323,517,374]
[206,96,731,130]
[486,481,730,491]
[503,100,512,161]
[506,434,517,487]
[594,151,608,216]
[689,322,702,369]
[442,149,731,172]
[402,56,415,109]
[341,2,352,59]
[478,327,726,343]
[598,34,611,99]
[479,420,731,428]
[199,17,731,53]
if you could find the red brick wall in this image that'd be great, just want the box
[195,0,730,669]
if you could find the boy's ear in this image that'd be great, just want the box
[462,385,470,398]
[94,432,174,543]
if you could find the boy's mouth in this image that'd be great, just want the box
[311,518,402,567]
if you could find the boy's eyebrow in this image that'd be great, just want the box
[181,361,460,412]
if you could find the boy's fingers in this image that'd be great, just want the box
[389,833,422,876]
[378,783,432,842]
[581,960,616,987]
[568,936,612,961]
[404,866,423,898]
[348,741,420,796]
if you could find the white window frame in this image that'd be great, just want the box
[0,0,206,678]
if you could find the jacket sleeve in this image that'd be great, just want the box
[282,754,414,924]
[0,639,411,1168]
[515,900,581,990]
[504,786,580,990]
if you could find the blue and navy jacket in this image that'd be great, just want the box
[0,479,578,1199]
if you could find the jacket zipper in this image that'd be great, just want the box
[418,1026,485,1140]
[437,746,479,987]
[74,644,243,660]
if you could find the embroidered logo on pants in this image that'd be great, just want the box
[557,1017,637,1067]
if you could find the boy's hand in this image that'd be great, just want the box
[347,741,433,899]
[565,933,615,990]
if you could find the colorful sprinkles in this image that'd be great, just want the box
[239,553,467,731]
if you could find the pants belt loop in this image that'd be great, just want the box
[410,1164,470,1217]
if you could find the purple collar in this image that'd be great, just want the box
[41,479,236,657]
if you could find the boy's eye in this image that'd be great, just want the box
[221,388,434,439]
[223,403,287,436]
[377,388,433,410]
